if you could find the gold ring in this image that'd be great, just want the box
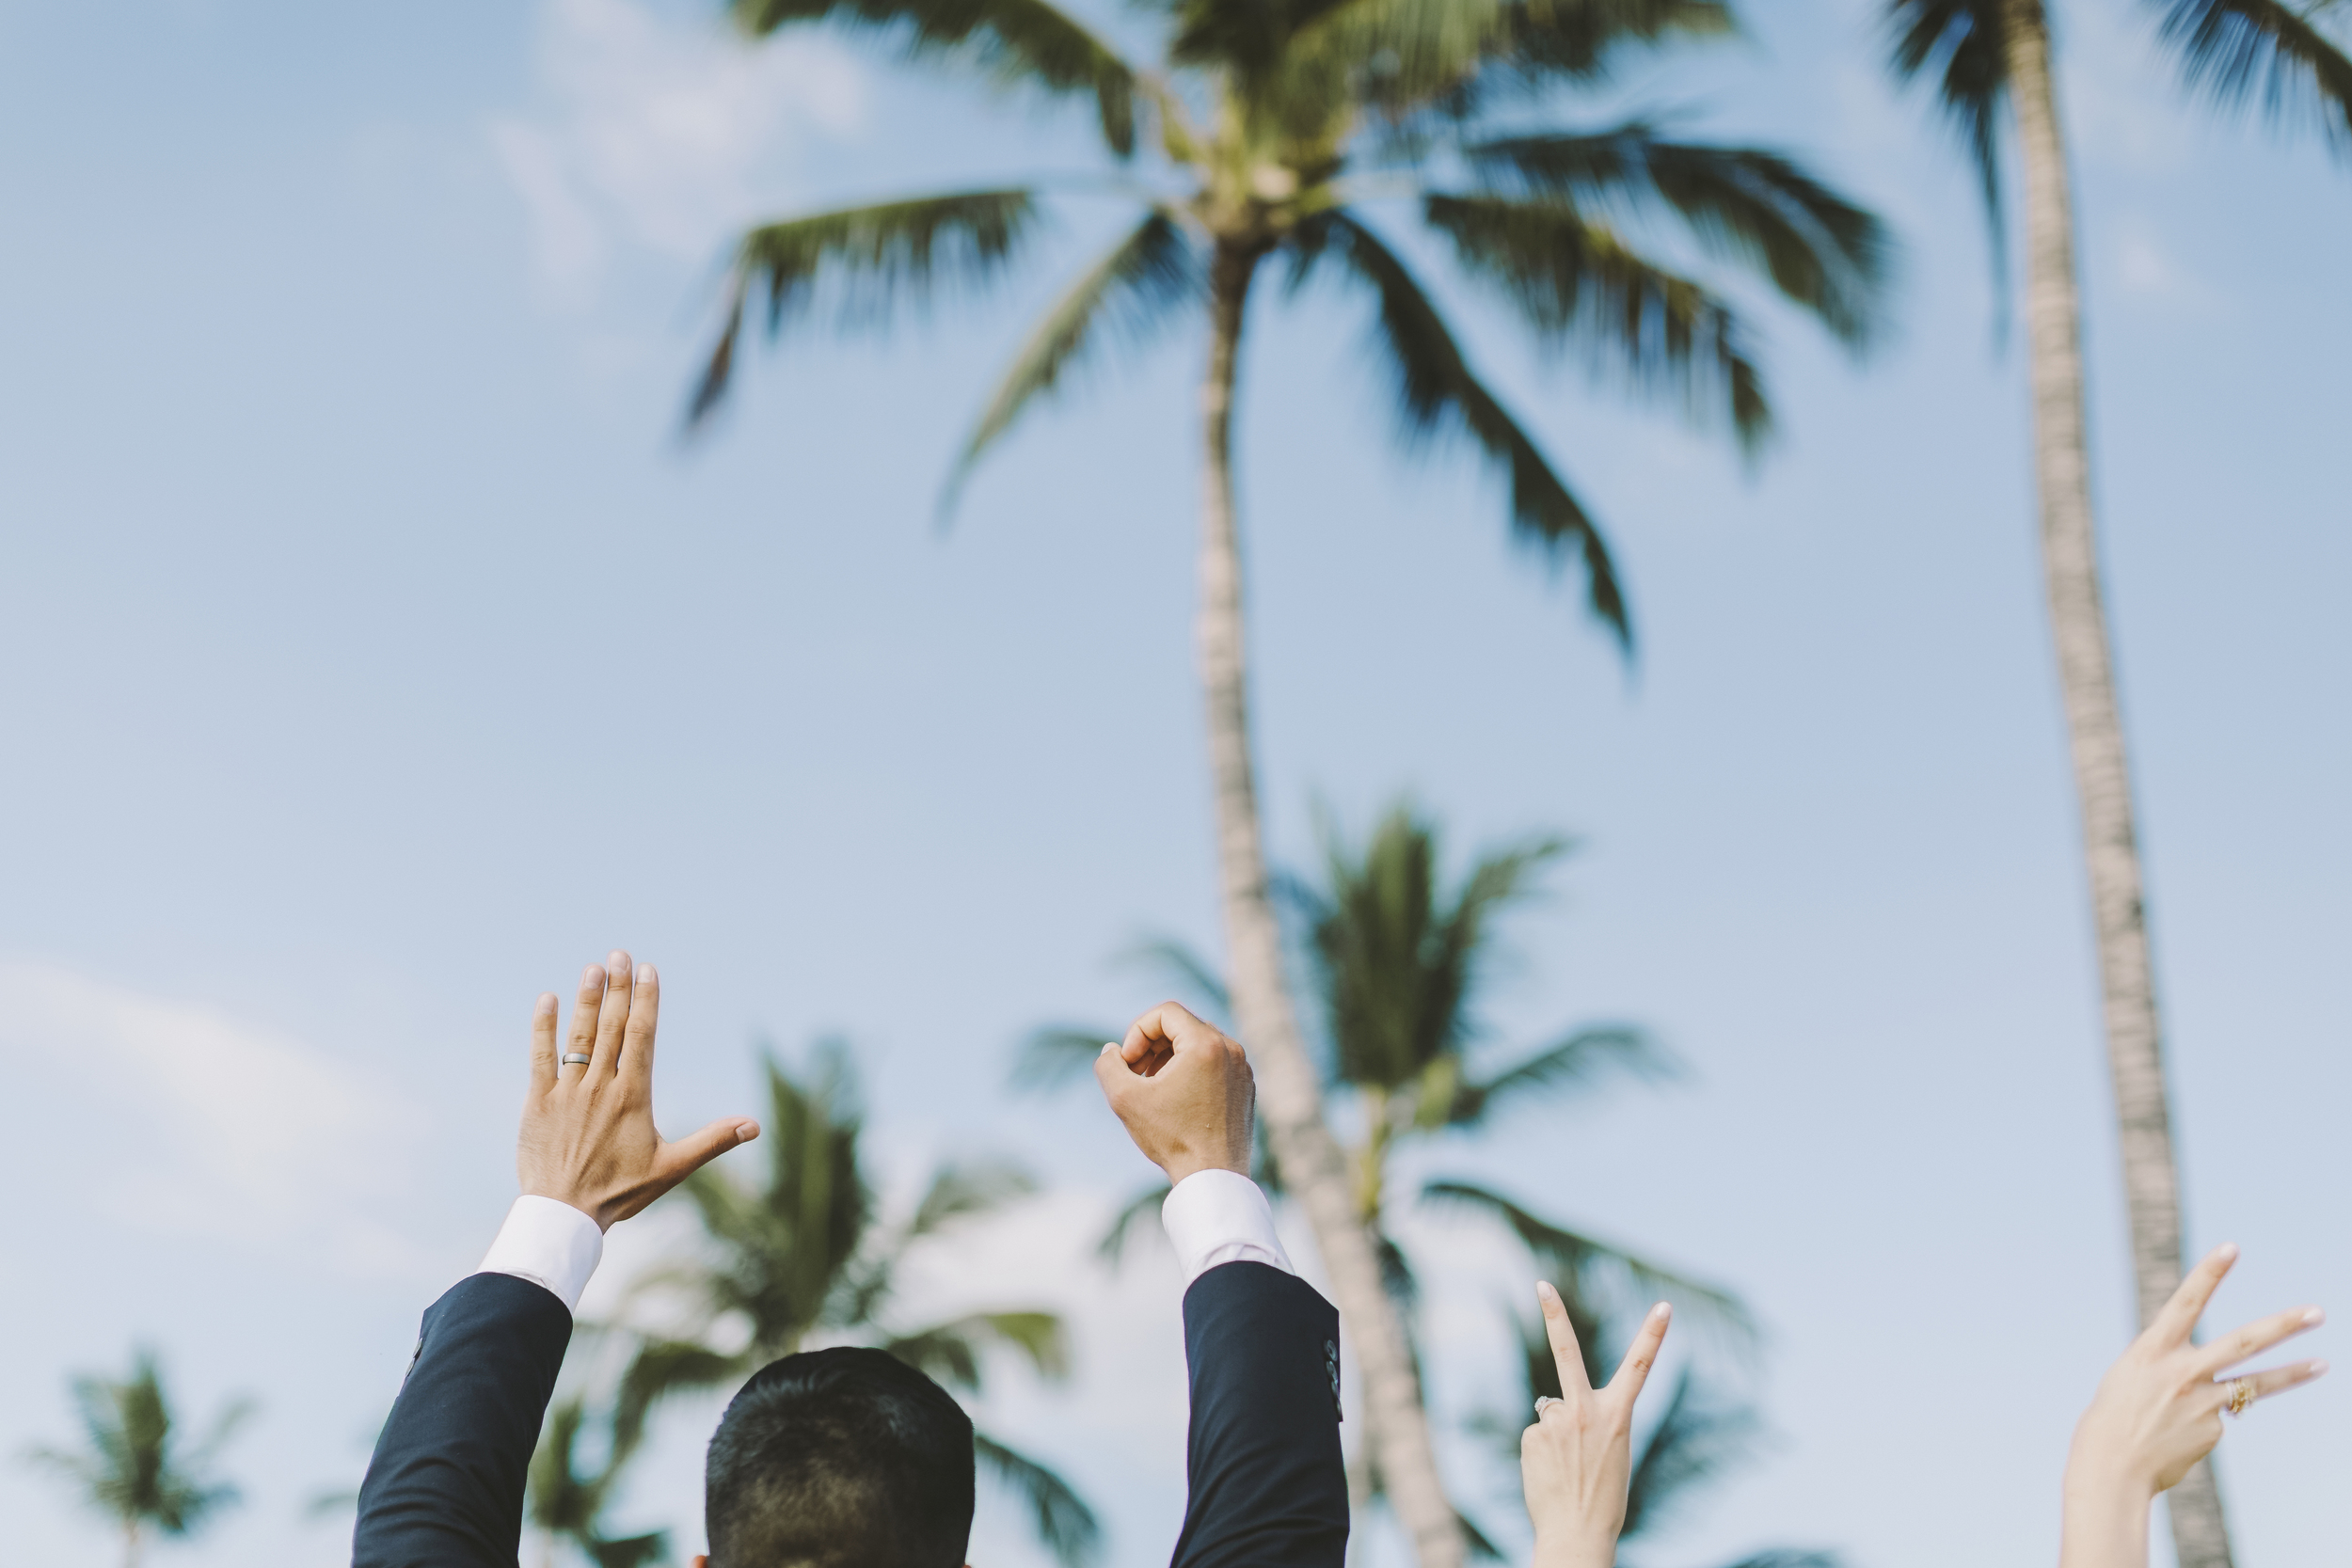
[2224,1377,2256,1418]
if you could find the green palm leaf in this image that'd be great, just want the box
[1011,1023,1120,1088]
[2153,0,2352,152]
[1463,125,1890,344]
[975,1431,1104,1568]
[731,0,1141,155]
[1451,1024,1677,1122]
[1419,1179,1756,1339]
[909,1158,1039,1237]
[1617,1368,1759,1541]
[1883,0,2010,264]
[944,210,1200,517]
[1304,0,1734,119]
[1096,1180,1176,1260]
[688,189,1043,427]
[1288,211,1631,648]
[1422,193,1771,449]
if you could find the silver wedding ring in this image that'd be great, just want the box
[1534,1396,1562,1416]
[561,1053,593,1068]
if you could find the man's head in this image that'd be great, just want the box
[698,1346,975,1568]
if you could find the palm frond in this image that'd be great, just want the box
[944,210,1200,518]
[1464,126,1891,345]
[612,1338,749,1455]
[1618,1368,1760,1540]
[732,0,1141,156]
[1883,0,2010,281]
[1451,1024,1677,1122]
[888,1309,1069,1386]
[1419,1179,1756,1340]
[1305,0,1734,121]
[1096,1180,1174,1261]
[1120,934,1234,1016]
[588,1531,672,1568]
[2153,0,2352,153]
[909,1158,1038,1237]
[1421,193,1772,450]
[687,189,1042,428]
[1012,1024,1120,1089]
[975,1431,1105,1567]
[1286,211,1631,651]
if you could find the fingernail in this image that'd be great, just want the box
[2305,1307,2326,1326]
[582,963,604,989]
[2216,1243,2240,1263]
[1652,1302,1672,1320]
[2309,1360,2329,1377]
[637,962,655,985]
[1101,1041,1117,1054]
[737,1121,759,1143]
[536,992,557,1013]
[1536,1281,1559,1305]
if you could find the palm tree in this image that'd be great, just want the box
[1475,1307,1836,1568]
[1023,803,1756,1549]
[527,1396,669,1568]
[609,1043,1101,1567]
[687,4,1890,1552]
[24,1348,253,1568]
[1880,5,2351,1562]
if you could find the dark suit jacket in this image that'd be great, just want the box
[352,1259,1347,1567]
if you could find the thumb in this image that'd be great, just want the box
[1092,1040,1136,1109]
[660,1117,761,1184]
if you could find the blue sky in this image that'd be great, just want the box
[1,0,2345,1563]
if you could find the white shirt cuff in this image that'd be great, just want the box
[477,1195,603,1314]
[1161,1168,1295,1289]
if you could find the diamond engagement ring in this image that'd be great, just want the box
[1534,1396,1563,1417]
[2224,1378,2256,1418]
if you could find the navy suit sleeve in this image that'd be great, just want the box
[353,1272,573,1568]
[1170,1261,1350,1568]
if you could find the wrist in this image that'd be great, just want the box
[2061,1444,2156,1513]
[1160,1151,1251,1187]
[1531,1534,1613,1568]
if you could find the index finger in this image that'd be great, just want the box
[1536,1281,1594,1396]
[619,962,659,1086]
[1120,1001,1213,1076]
[2149,1244,2239,1349]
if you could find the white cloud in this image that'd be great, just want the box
[491,0,866,299]
[0,960,432,1278]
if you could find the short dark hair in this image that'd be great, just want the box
[705,1346,975,1568]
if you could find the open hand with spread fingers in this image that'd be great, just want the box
[2061,1244,2326,1568]
[516,950,761,1230]
[1521,1281,1672,1568]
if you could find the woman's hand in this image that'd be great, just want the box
[2060,1244,2326,1568]
[1521,1283,1671,1568]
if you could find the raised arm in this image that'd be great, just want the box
[353,954,758,1568]
[2058,1245,2326,1568]
[1096,1003,1349,1568]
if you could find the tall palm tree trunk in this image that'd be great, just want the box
[122,1520,143,1568]
[2003,8,2230,1563]
[1195,237,1465,1568]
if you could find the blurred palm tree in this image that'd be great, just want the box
[1022,802,1756,1549]
[684,0,1889,1555]
[24,1347,253,1568]
[526,1395,670,1568]
[608,1043,1100,1568]
[1880,5,2350,1562]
